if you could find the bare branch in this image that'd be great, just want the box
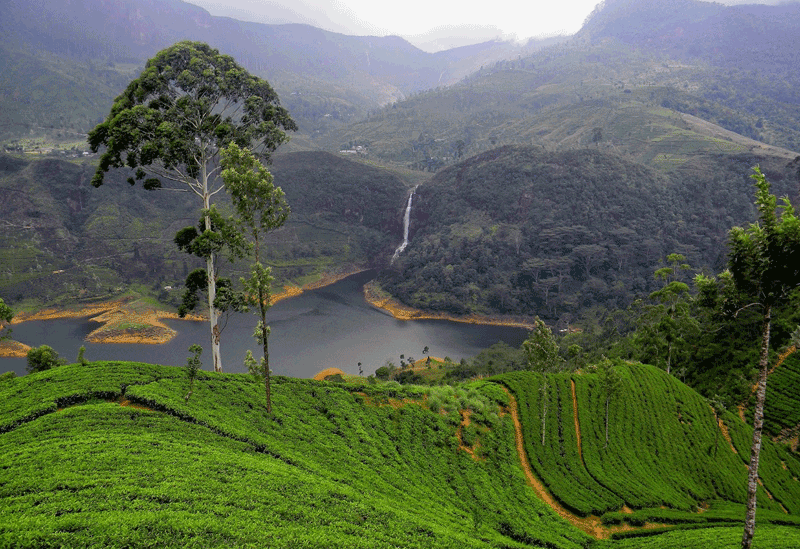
[734,302,763,318]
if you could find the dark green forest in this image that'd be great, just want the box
[380,146,800,320]
[0,151,407,307]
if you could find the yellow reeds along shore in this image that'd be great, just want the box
[1,299,206,352]
[362,280,536,330]
[0,267,369,355]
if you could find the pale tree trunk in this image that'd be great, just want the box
[255,236,272,414]
[201,165,222,373]
[260,313,271,413]
[742,306,771,549]
[206,250,221,372]
[667,341,672,376]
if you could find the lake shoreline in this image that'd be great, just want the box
[362,280,536,330]
[1,268,534,360]
[0,266,369,357]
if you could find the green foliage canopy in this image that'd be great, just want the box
[87,40,296,190]
[26,345,66,373]
[0,297,12,342]
[87,41,295,372]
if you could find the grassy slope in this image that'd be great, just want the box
[2,362,800,548]
[0,362,588,549]
[495,366,800,531]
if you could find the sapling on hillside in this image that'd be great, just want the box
[596,357,623,448]
[77,345,87,366]
[707,395,727,457]
[221,143,289,414]
[184,344,202,402]
[523,317,564,445]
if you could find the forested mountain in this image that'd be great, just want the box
[3,0,800,319]
[333,0,800,167]
[380,146,800,321]
[0,0,545,143]
[0,151,406,305]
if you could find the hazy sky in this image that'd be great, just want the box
[186,0,785,51]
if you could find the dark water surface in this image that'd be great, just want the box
[0,271,529,377]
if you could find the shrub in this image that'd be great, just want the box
[77,346,87,365]
[26,345,66,373]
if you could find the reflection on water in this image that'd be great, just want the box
[0,272,529,378]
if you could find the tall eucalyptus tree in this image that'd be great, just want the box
[88,41,296,372]
[697,167,800,549]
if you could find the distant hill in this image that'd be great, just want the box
[579,0,800,77]
[333,0,800,168]
[379,145,800,320]
[0,151,407,307]
[0,0,544,143]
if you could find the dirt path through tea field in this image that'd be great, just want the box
[503,387,664,539]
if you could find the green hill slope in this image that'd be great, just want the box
[2,361,800,547]
[0,362,588,548]
[328,0,800,171]
[0,151,407,308]
[378,145,800,320]
[496,365,800,527]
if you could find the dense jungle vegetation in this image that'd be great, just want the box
[379,146,800,320]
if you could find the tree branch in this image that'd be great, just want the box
[734,302,763,318]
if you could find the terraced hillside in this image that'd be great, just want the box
[0,362,587,548]
[496,365,800,532]
[2,361,800,547]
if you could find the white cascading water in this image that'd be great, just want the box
[392,187,417,263]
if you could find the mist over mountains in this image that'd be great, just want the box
[1,0,800,319]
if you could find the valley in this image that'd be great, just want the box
[2,0,800,546]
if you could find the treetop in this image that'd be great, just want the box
[88,41,296,188]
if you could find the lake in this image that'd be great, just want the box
[0,271,529,377]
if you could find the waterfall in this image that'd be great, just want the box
[392,187,417,262]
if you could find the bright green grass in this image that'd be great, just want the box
[597,524,800,548]
[763,353,800,438]
[0,362,588,549]
[495,365,800,524]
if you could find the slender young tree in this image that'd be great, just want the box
[697,166,800,549]
[633,254,698,375]
[221,143,289,414]
[184,344,203,403]
[523,317,564,445]
[596,357,622,448]
[87,41,296,372]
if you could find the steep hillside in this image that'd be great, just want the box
[0,0,542,144]
[378,146,800,321]
[0,151,407,308]
[1,361,799,547]
[333,0,800,169]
